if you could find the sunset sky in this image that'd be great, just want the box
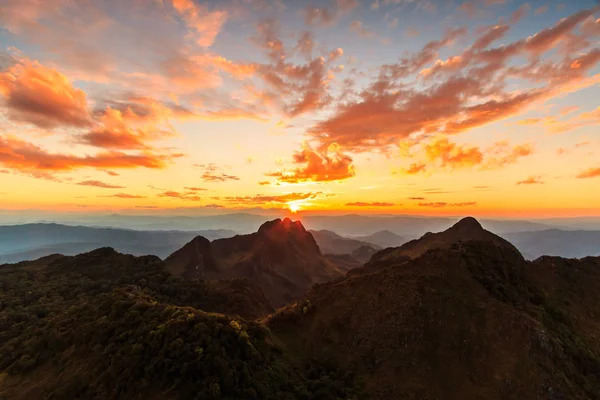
[0,0,599,217]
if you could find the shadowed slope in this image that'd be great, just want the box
[166,218,345,308]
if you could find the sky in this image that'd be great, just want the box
[0,0,599,218]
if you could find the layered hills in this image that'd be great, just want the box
[165,218,345,308]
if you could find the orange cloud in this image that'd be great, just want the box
[576,167,600,179]
[170,0,227,47]
[158,191,202,201]
[223,192,323,205]
[510,3,531,23]
[0,58,91,128]
[195,163,240,182]
[77,180,126,189]
[251,20,344,117]
[102,193,147,199]
[424,138,483,169]
[266,143,355,183]
[418,202,477,207]
[350,21,374,38]
[403,163,427,175]
[516,176,544,185]
[184,187,207,192]
[303,0,358,27]
[345,202,394,207]
[258,181,271,186]
[0,135,174,173]
[402,138,533,174]
[408,197,426,200]
[307,8,600,154]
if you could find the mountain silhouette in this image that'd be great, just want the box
[367,216,519,268]
[166,218,344,307]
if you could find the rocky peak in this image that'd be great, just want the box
[449,217,484,234]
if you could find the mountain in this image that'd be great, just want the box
[301,214,556,237]
[0,249,358,399]
[367,216,518,267]
[166,218,345,308]
[351,230,407,248]
[309,229,381,255]
[266,217,600,399]
[504,229,600,259]
[0,223,235,263]
[4,216,600,399]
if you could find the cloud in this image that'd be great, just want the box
[0,135,174,173]
[195,163,240,182]
[350,21,374,38]
[170,0,227,47]
[418,201,477,208]
[457,2,483,18]
[418,202,477,207]
[184,187,207,192]
[576,167,600,179]
[401,138,533,174]
[0,58,91,128]
[303,0,358,27]
[223,192,323,205]
[102,193,147,199]
[510,3,531,23]
[250,20,345,117]
[158,190,202,201]
[258,181,271,185]
[77,180,126,189]
[535,5,549,15]
[83,96,203,151]
[105,171,120,176]
[266,143,355,183]
[345,202,394,206]
[408,197,425,200]
[403,163,427,175]
[305,8,599,154]
[516,176,544,185]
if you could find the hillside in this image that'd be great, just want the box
[0,223,235,263]
[166,218,345,308]
[0,249,358,399]
[266,217,600,399]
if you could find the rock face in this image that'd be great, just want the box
[166,218,344,308]
[267,217,600,400]
[163,236,218,278]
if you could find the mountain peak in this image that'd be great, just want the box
[450,216,483,232]
[258,217,307,235]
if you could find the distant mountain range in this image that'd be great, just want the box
[2,218,599,264]
[0,223,234,263]
[4,211,600,234]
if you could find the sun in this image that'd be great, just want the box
[288,202,300,213]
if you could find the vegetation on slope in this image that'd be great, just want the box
[0,249,360,399]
